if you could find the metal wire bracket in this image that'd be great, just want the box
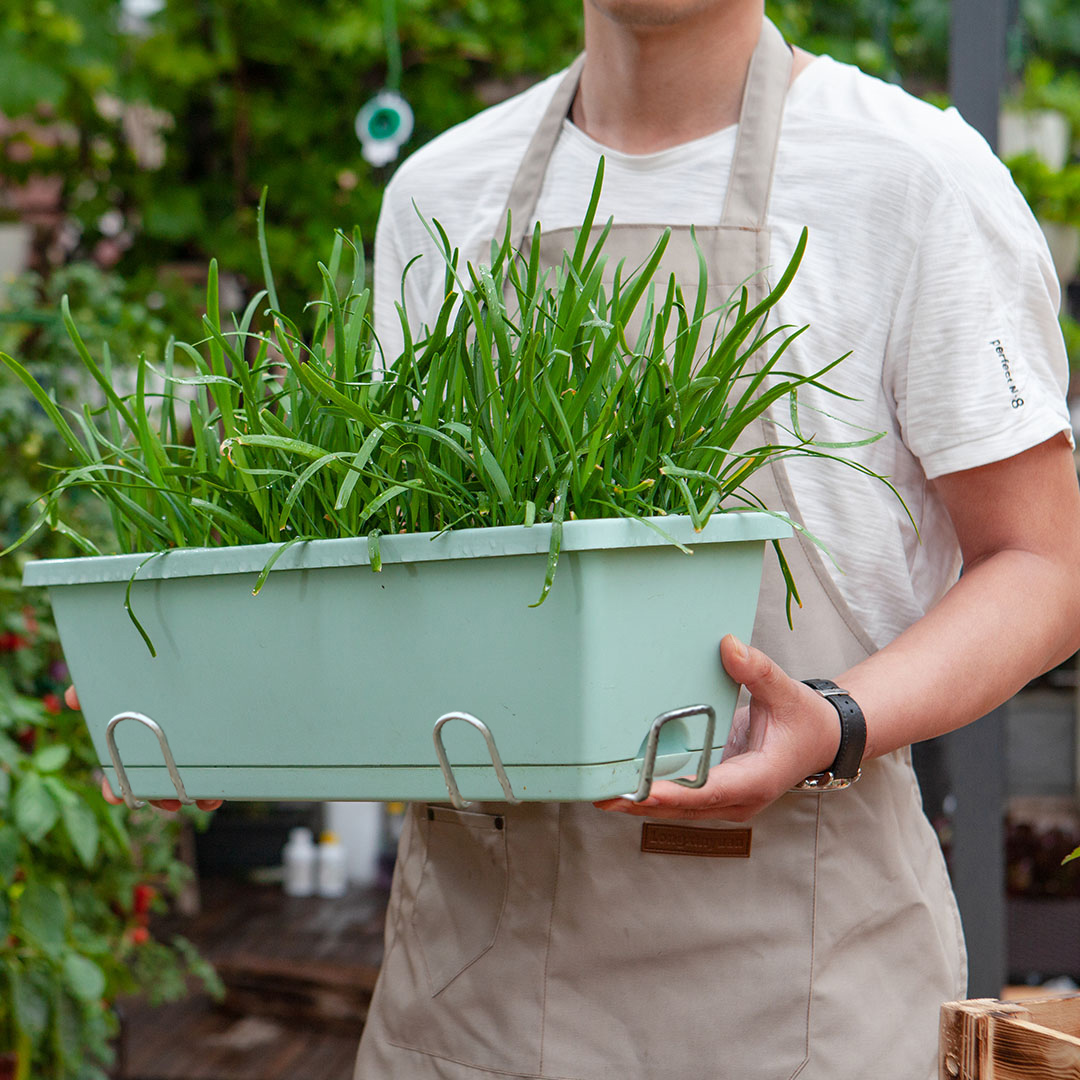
[623,704,717,803]
[432,711,520,810]
[105,712,196,810]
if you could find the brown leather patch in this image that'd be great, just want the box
[641,823,752,858]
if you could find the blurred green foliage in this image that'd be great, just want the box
[0,0,1076,307]
[1007,153,1080,224]
[121,0,579,303]
[767,0,949,85]
[1021,0,1080,69]
[0,258,221,1077]
[0,0,585,307]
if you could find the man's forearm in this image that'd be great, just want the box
[843,544,1080,762]
[844,434,1080,762]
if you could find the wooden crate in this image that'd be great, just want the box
[940,995,1080,1078]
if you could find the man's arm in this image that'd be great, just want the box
[597,433,1080,821]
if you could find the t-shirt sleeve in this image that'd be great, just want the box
[885,163,1072,480]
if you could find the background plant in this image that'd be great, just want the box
[3,2,1078,304]
[1016,58,1080,142]
[1005,154,1080,224]
[0,267,220,1079]
[0,629,223,1079]
[0,0,585,308]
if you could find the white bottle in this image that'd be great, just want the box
[317,830,348,898]
[324,802,382,886]
[282,827,317,897]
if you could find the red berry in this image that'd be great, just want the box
[132,883,156,914]
[42,693,61,716]
[131,927,150,946]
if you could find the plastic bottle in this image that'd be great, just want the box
[324,802,382,886]
[282,826,316,897]
[317,830,348,898]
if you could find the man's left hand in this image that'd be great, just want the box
[594,634,842,822]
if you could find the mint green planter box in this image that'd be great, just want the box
[23,512,789,805]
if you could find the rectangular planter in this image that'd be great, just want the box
[24,512,789,804]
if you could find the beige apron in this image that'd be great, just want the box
[355,20,965,1080]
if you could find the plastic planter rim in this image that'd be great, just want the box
[22,510,792,587]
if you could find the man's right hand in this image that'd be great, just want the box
[64,686,223,812]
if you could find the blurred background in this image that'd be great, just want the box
[1,2,1080,1078]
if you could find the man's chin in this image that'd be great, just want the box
[586,0,741,29]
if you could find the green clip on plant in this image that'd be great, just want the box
[2,164,899,644]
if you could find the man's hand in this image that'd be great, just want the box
[594,634,841,822]
[64,686,223,812]
[596,437,1080,823]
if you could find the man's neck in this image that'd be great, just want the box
[572,2,808,154]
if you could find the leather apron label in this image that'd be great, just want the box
[641,823,752,858]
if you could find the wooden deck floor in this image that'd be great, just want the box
[116,878,387,1080]
[117,993,362,1080]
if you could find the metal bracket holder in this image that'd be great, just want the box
[433,711,520,811]
[623,704,717,803]
[105,712,196,810]
[103,704,714,811]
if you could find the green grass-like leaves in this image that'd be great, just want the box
[3,170,888,621]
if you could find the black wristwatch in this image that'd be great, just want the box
[791,678,866,792]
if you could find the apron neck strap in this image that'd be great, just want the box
[721,17,791,228]
[501,18,793,250]
[503,53,585,250]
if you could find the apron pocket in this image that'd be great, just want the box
[411,805,509,996]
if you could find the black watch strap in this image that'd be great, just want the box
[792,678,866,792]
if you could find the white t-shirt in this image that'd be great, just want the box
[373,54,1072,649]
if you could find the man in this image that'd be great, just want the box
[356,3,1080,1077]
[106,2,1080,1076]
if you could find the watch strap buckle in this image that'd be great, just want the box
[790,768,862,793]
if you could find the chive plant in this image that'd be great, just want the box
[2,168,893,624]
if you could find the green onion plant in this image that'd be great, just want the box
[2,166,895,634]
